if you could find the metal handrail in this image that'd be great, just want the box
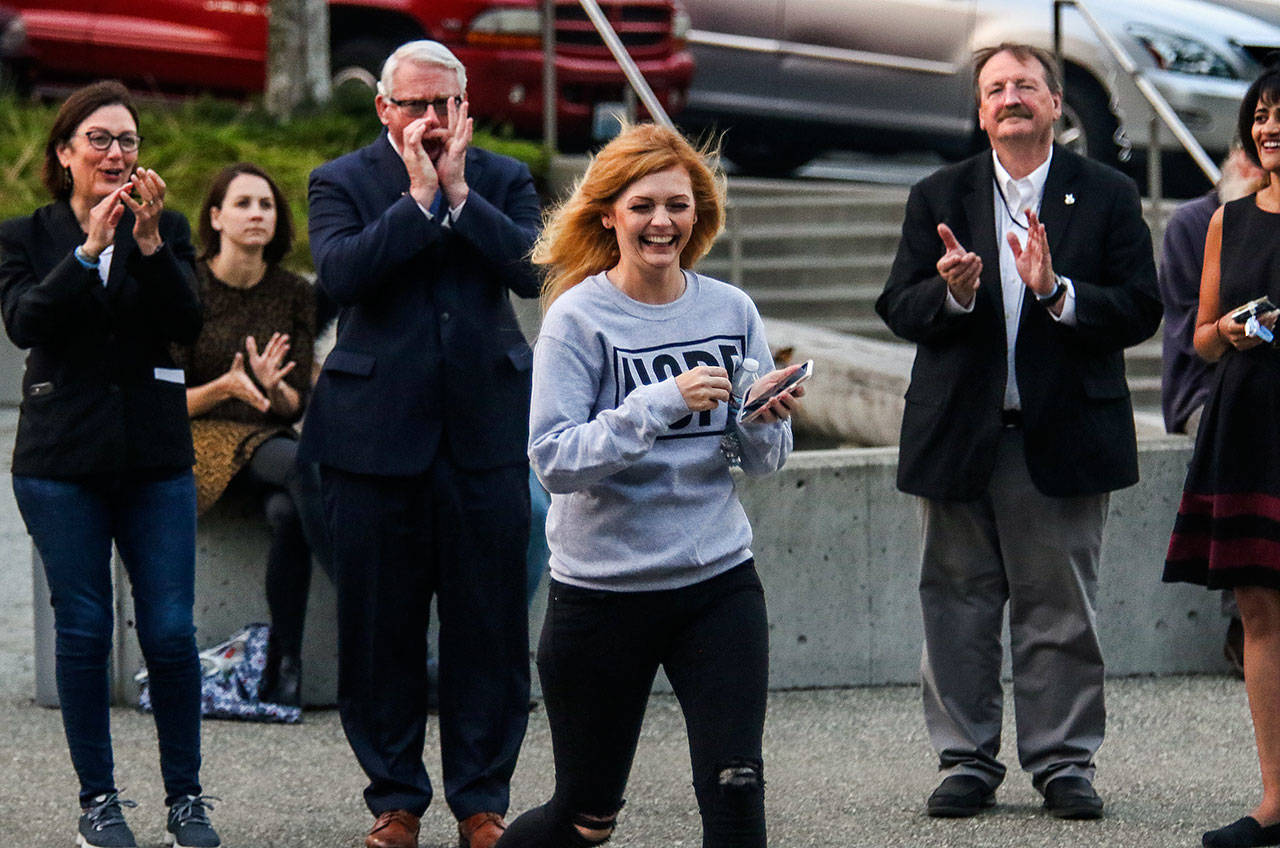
[1053,0,1222,187]
[541,0,676,160]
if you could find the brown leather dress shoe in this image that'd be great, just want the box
[366,810,420,848]
[457,811,507,848]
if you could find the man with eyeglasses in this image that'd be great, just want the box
[302,39,539,848]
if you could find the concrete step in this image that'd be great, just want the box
[699,253,899,289]
[707,174,1173,419]
[748,284,882,322]
[704,221,903,260]
[725,192,908,228]
[1124,338,1164,380]
[1128,376,1163,412]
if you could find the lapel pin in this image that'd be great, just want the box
[1064,193,1076,205]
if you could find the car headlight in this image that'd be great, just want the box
[1126,24,1237,79]
[466,8,542,50]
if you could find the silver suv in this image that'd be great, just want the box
[678,0,1280,175]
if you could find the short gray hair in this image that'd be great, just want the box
[378,40,467,98]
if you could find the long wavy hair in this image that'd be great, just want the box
[535,123,725,311]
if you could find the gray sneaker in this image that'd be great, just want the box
[165,795,221,848]
[78,792,138,848]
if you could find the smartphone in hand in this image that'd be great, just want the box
[1231,296,1279,324]
[738,360,813,423]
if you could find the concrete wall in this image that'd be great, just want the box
[738,437,1224,688]
[113,495,340,707]
[34,432,1227,707]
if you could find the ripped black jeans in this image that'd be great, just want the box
[499,561,768,848]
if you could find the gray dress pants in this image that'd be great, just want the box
[918,427,1108,792]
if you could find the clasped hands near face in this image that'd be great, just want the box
[936,211,1061,312]
[403,95,473,210]
[218,333,296,414]
[82,167,167,258]
[676,363,807,425]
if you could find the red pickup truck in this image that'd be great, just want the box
[11,0,694,143]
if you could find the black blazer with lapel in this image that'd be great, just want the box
[300,134,540,476]
[0,202,201,477]
[875,146,1161,500]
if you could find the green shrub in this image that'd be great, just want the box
[0,95,549,274]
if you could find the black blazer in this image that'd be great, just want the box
[299,134,540,475]
[0,201,201,477]
[875,146,1162,500]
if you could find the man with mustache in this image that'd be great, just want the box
[877,43,1161,821]
[302,39,540,848]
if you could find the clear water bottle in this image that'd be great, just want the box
[720,355,759,466]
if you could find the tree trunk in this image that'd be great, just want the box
[266,0,331,119]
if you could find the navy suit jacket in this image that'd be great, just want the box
[300,133,541,475]
[875,146,1162,500]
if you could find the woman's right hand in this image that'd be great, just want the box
[220,352,270,412]
[80,186,130,259]
[675,365,731,412]
[1216,307,1279,351]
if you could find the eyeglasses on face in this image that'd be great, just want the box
[386,95,463,118]
[81,130,142,153]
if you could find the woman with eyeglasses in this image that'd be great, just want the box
[174,162,327,708]
[0,80,219,848]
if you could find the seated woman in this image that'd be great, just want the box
[174,162,326,707]
[497,123,802,848]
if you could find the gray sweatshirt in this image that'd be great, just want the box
[529,270,792,592]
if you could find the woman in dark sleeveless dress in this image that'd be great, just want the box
[1164,66,1280,848]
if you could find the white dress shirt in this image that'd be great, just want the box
[945,149,1076,410]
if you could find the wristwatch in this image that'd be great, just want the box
[1037,274,1068,307]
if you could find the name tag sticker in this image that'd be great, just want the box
[154,367,185,385]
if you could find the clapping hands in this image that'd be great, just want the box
[936,223,982,308]
[245,333,296,394]
[218,334,297,414]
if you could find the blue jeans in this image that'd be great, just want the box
[14,471,203,806]
[525,470,550,605]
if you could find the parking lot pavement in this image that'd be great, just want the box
[0,673,1256,847]
[0,404,1257,847]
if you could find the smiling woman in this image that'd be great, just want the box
[1163,65,1280,848]
[0,79,219,848]
[502,124,804,848]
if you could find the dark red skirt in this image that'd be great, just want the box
[1164,491,1280,590]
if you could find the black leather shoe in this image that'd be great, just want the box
[1203,817,1280,847]
[926,775,996,817]
[260,652,302,707]
[1043,776,1103,819]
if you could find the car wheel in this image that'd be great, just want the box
[722,131,816,177]
[331,37,399,96]
[1059,71,1121,167]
